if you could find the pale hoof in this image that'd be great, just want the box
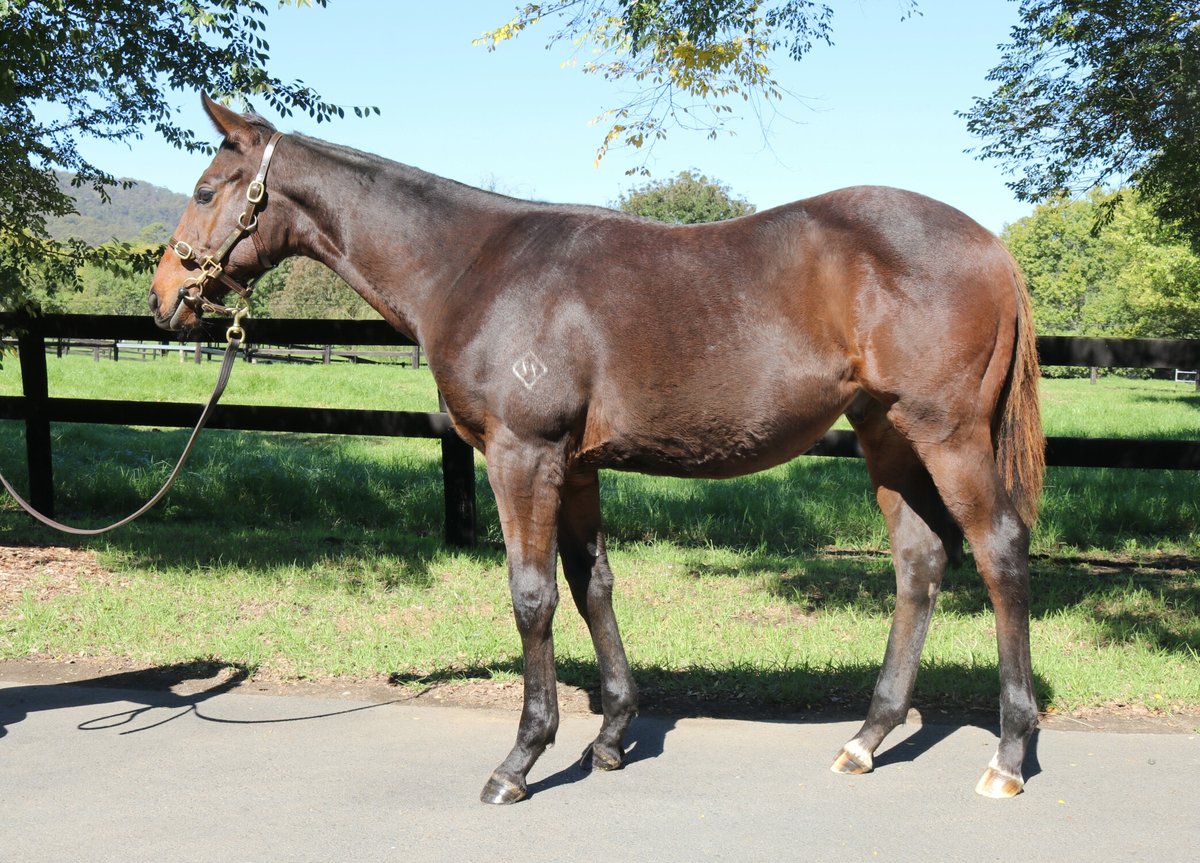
[830,745,873,776]
[975,766,1024,798]
[480,774,527,805]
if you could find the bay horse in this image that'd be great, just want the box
[150,95,1045,804]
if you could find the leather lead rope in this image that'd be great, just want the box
[0,334,242,536]
[3,132,281,536]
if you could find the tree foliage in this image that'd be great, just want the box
[965,1,1200,244]
[1003,189,1200,340]
[265,258,373,320]
[614,169,755,222]
[0,0,371,319]
[478,1,917,168]
[35,259,157,317]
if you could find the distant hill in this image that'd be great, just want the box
[45,172,188,246]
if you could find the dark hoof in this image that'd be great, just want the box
[579,742,624,772]
[480,774,527,805]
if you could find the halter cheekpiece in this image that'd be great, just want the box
[166,130,284,327]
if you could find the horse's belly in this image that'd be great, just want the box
[576,399,848,480]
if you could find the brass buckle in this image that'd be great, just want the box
[172,240,194,260]
[246,180,265,204]
[197,256,224,284]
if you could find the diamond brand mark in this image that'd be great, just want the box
[512,351,548,389]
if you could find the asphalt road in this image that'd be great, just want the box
[1,674,1196,863]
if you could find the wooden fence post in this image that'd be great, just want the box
[17,321,54,517]
[438,392,476,547]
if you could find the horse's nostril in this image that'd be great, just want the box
[148,289,159,314]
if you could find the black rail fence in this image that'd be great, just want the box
[43,335,424,367]
[2,314,1200,546]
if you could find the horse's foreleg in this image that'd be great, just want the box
[833,401,959,776]
[479,435,566,805]
[558,471,638,772]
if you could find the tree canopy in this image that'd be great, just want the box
[965,1,1200,245]
[615,169,755,222]
[1003,188,1200,340]
[0,0,372,318]
[479,1,916,168]
[263,258,375,320]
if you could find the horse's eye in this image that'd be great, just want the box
[194,187,215,205]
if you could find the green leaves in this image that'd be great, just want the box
[1003,188,1200,339]
[614,169,755,223]
[0,0,372,320]
[479,1,906,167]
[965,1,1200,247]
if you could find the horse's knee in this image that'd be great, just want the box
[509,568,559,632]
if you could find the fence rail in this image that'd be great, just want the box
[3,313,1200,545]
[13,336,426,367]
[0,313,474,544]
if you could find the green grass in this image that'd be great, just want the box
[1,356,1198,716]
[0,350,443,411]
[1040,376,1200,439]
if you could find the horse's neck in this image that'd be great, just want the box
[278,136,514,341]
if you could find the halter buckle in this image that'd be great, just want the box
[197,256,224,283]
[246,180,265,204]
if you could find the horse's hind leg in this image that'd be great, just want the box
[914,432,1037,798]
[832,394,963,776]
[479,431,566,805]
[558,470,638,771]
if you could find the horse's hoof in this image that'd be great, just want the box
[830,744,873,776]
[579,742,623,772]
[975,766,1024,798]
[480,774,527,805]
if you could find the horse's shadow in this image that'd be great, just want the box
[526,713,679,797]
[870,719,1042,782]
[527,712,1042,797]
[1,660,1041,797]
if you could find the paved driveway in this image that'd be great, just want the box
[1,673,1196,862]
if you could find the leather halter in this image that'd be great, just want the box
[166,130,284,327]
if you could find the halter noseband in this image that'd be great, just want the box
[166,130,284,328]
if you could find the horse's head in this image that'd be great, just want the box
[149,94,285,332]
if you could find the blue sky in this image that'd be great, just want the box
[80,0,1030,232]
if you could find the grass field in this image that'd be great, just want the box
[1,354,1198,716]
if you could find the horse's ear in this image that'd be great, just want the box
[201,93,260,150]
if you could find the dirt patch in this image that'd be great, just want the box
[0,544,111,611]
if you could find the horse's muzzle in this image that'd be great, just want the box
[149,285,198,331]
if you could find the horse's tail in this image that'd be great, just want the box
[995,247,1045,527]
